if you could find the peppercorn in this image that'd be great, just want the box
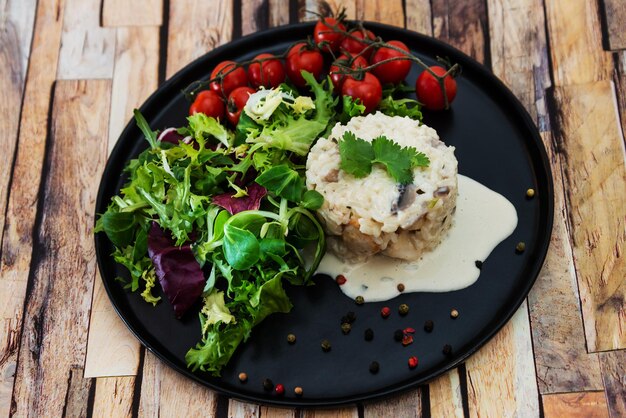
[442,344,452,356]
[397,283,405,292]
[369,361,380,374]
[450,309,459,319]
[408,356,418,369]
[238,372,248,383]
[287,333,296,344]
[424,320,434,332]
[394,329,404,342]
[355,296,365,305]
[364,328,374,341]
[275,384,285,396]
[321,339,332,352]
[263,378,274,391]
[346,311,356,323]
[341,322,352,334]
[398,303,409,316]
[475,260,483,270]
[516,242,526,253]
[526,188,535,198]
[294,386,303,396]
[381,306,391,318]
[336,274,347,285]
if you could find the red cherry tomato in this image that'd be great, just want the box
[285,43,324,88]
[313,17,346,53]
[226,86,255,126]
[341,72,382,114]
[189,90,225,120]
[340,28,376,58]
[248,54,286,88]
[329,54,369,91]
[416,66,458,110]
[371,40,411,85]
[210,61,248,97]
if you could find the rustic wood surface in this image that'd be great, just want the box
[0,0,624,417]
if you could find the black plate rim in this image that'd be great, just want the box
[94,21,554,408]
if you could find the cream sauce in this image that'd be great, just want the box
[316,175,518,301]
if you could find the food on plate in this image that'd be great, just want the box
[96,12,465,378]
[416,65,458,110]
[306,113,458,262]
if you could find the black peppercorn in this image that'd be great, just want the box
[424,320,434,332]
[475,260,483,270]
[442,344,452,356]
[398,303,409,316]
[364,328,374,341]
[369,361,380,374]
[321,339,331,352]
[397,283,405,292]
[346,311,356,323]
[263,378,274,391]
[394,329,404,341]
[341,322,352,334]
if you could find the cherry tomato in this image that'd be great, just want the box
[329,54,369,91]
[371,40,411,85]
[313,17,346,53]
[210,61,249,97]
[226,86,255,126]
[285,43,324,88]
[341,72,382,114]
[247,54,286,89]
[416,66,457,110]
[340,28,376,59]
[189,90,225,119]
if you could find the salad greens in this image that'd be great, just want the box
[95,71,424,376]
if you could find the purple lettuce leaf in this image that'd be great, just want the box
[157,127,186,145]
[212,183,267,215]
[147,222,205,318]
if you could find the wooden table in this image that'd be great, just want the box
[1,0,625,416]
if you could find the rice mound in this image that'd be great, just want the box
[306,112,458,262]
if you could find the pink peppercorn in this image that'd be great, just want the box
[408,356,418,369]
[381,307,391,318]
[275,384,285,395]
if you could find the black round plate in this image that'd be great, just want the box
[95,22,553,407]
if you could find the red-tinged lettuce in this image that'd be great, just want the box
[212,183,267,215]
[147,222,205,318]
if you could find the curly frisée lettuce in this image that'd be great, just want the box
[95,73,331,376]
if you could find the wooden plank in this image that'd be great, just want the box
[10,79,111,416]
[602,0,626,51]
[85,26,159,379]
[404,0,432,34]
[303,408,359,418]
[544,0,612,86]
[487,0,551,131]
[465,302,540,417]
[599,350,626,418]
[166,0,234,78]
[261,406,297,417]
[297,0,319,22]
[92,376,135,418]
[102,0,163,27]
[357,0,404,26]
[64,367,94,418]
[0,0,67,415]
[84,271,141,377]
[429,369,464,418]
[242,0,268,36]
[0,0,37,262]
[56,0,116,79]
[615,53,626,147]
[363,388,423,417]
[528,133,604,393]
[229,399,260,417]
[542,391,609,418]
[269,0,290,27]
[138,352,220,417]
[431,0,488,63]
[550,81,626,352]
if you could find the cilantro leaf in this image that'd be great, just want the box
[411,151,430,168]
[338,131,374,178]
[371,136,414,184]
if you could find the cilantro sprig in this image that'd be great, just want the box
[338,131,430,184]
